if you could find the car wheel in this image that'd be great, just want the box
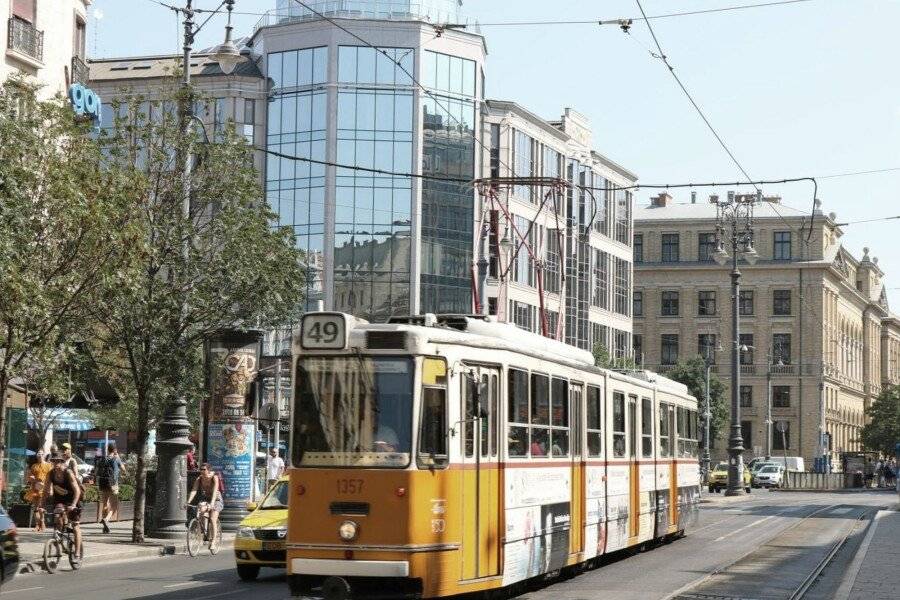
[708,486,714,493]
[745,487,751,493]
[237,564,260,581]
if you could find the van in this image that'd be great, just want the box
[766,456,804,472]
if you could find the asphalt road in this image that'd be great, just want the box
[0,489,894,600]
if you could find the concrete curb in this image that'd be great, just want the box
[833,510,883,600]
[18,538,235,575]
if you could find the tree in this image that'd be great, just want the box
[860,385,900,456]
[87,85,306,542]
[666,356,728,437]
[0,79,136,471]
[593,343,637,370]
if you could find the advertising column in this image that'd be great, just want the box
[205,330,263,531]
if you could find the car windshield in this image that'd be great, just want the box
[293,356,414,468]
[260,481,288,509]
[714,463,728,471]
[760,466,779,473]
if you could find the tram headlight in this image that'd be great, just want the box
[338,520,359,541]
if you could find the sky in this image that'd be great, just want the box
[90,0,900,305]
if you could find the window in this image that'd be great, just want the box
[633,291,643,317]
[740,386,753,407]
[417,361,448,469]
[586,385,603,457]
[74,17,86,59]
[243,99,256,142]
[772,334,792,365]
[592,249,608,309]
[633,334,643,364]
[513,130,536,202]
[507,369,528,457]
[641,397,653,458]
[661,291,679,316]
[12,0,35,22]
[741,421,753,449]
[774,231,792,260]
[773,385,791,408]
[634,234,643,263]
[698,290,716,316]
[698,233,717,262]
[612,392,626,457]
[629,395,638,457]
[740,290,754,316]
[773,289,792,315]
[698,334,717,363]
[613,258,630,316]
[551,378,569,457]
[661,334,679,365]
[512,215,534,286]
[772,421,790,450]
[659,403,671,457]
[530,374,550,457]
[739,333,754,365]
[661,233,680,262]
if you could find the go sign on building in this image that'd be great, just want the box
[67,83,102,130]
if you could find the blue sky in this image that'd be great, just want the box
[91,0,900,305]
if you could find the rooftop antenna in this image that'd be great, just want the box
[91,8,104,58]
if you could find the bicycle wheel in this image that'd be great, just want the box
[209,521,222,555]
[186,518,204,557]
[43,539,62,573]
[68,539,84,570]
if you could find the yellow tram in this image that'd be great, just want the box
[287,312,700,599]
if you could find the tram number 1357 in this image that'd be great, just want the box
[337,479,364,494]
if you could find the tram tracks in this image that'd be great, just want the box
[669,503,875,600]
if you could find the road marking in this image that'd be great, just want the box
[0,587,44,595]
[162,581,215,589]
[713,515,777,541]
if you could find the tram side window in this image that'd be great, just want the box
[677,407,690,457]
[628,394,638,458]
[507,369,529,458]
[418,387,448,468]
[641,397,653,458]
[690,409,699,458]
[463,375,477,458]
[612,391,626,457]
[659,402,670,457]
[530,374,550,457]
[551,377,569,457]
[587,385,603,457]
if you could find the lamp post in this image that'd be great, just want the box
[702,359,712,483]
[712,191,759,496]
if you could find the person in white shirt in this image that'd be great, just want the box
[266,448,285,490]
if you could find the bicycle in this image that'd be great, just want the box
[185,501,222,557]
[43,504,83,573]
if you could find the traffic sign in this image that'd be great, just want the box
[259,402,280,430]
[776,420,788,433]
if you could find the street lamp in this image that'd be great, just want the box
[712,191,759,496]
[209,2,242,75]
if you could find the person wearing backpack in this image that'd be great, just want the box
[95,443,126,534]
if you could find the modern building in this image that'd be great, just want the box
[481,103,636,353]
[1,0,91,96]
[633,192,900,467]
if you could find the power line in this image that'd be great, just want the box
[816,166,900,179]
[633,0,759,193]
[835,215,900,226]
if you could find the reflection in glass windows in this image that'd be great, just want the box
[421,50,477,314]
[267,46,328,308]
[335,46,414,321]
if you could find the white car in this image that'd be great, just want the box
[72,455,95,479]
[753,464,784,488]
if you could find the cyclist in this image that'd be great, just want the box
[186,463,222,546]
[46,453,82,560]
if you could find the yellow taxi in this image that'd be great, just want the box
[707,462,752,494]
[234,476,289,581]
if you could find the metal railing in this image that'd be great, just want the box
[740,364,757,375]
[71,55,89,85]
[7,17,43,63]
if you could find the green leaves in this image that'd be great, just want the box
[860,386,900,456]
[666,356,728,436]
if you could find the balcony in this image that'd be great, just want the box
[7,17,43,66]
[770,364,796,376]
[71,55,89,85]
[740,365,757,375]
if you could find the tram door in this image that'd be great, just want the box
[460,366,501,580]
[569,384,584,557]
[628,395,640,540]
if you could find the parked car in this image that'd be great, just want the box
[749,461,778,487]
[0,505,20,586]
[753,464,785,488]
[708,462,751,493]
[234,476,289,581]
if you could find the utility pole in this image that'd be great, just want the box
[765,353,773,461]
[274,354,282,455]
[701,361,712,482]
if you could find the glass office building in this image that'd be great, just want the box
[256,0,485,321]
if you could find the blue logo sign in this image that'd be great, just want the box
[68,83,102,129]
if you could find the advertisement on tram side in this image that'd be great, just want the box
[502,501,571,585]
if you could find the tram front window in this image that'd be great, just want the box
[293,356,414,468]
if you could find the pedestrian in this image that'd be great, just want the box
[25,450,52,531]
[186,445,198,472]
[95,443,126,534]
[266,447,285,490]
[60,443,81,484]
[876,459,885,488]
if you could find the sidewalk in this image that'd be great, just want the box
[838,504,900,600]
[17,519,234,574]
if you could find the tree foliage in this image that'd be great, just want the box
[593,343,637,370]
[0,79,136,468]
[666,356,728,436]
[86,85,306,541]
[860,385,900,456]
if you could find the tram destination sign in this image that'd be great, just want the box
[301,312,348,350]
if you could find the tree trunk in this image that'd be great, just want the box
[0,373,8,493]
[131,390,151,543]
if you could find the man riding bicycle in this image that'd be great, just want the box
[186,463,222,545]
[46,453,82,560]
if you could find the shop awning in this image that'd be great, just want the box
[27,409,94,432]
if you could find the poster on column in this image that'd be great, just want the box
[207,421,255,506]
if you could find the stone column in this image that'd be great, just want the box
[151,397,193,539]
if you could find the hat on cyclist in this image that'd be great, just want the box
[61,442,72,450]
[49,452,66,462]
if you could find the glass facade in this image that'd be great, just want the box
[420,49,478,313]
[335,46,414,320]
[267,46,329,307]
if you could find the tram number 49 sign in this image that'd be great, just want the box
[301,313,347,349]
